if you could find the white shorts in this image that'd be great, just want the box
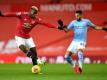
[15,36,35,48]
[67,41,86,54]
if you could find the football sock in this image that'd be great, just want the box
[78,51,83,68]
[31,52,38,65]
[30,48,38,65]
[32,57,37,65]
[26,51,32,57]
[26,51,37,65]
[65,54,73,65]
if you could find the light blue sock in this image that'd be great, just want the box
[65,55,73,65]
[78,51,83,68]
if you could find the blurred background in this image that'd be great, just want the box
[0,0,107,64]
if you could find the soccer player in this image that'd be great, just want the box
[58,10,107,74]
[0,6,62,71]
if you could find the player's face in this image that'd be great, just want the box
[30,9,38,17]
[75,13,82,21]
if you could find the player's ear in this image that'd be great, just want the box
[35,10,38,14]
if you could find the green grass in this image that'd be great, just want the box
[0,64,107,80]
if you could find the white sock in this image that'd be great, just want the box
[78,51,83,68]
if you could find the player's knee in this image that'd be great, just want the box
[79,49,84,52]
[30,47,36,52]
[19,44,26,49]
[19,45,27,53]
[65,54,68,59]
[65,51,73,58]
[67,51,73,55]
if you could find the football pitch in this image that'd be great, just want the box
[0,64,107,80]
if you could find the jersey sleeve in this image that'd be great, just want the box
[67,21,74,30]
[86,19,94,27]
[38,18,57,28]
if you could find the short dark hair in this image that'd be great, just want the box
[75,10,82,14]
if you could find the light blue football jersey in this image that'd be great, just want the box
[67,19,94,42]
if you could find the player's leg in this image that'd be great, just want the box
[65,51,74,65]
[19,44,31,56]
[15,36,32,56]
[65,41,77,66]
[65,51,80,74]
[25,37,38,65]
[78,49,84,69]
[78,49,83,73]
[77,42,86,73]
[29,47,38,65]
[25,38,45,66]
[65,41,80,74]
[15,36,41,73]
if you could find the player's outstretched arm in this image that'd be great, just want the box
[38,19,70,32]
[38,19,64,29]
[39,21,58,28]
[0,10,21,17]
[37,18,58,28]
[92,25,107,32]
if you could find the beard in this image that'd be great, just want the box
[77,18,81,21]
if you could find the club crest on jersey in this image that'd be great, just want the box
[82,22,87,25]
[23,23,31,29]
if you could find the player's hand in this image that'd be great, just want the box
[57,19,64,30]
[102,27,107,32]
[57,19,63,26]
[0,11,3,16]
